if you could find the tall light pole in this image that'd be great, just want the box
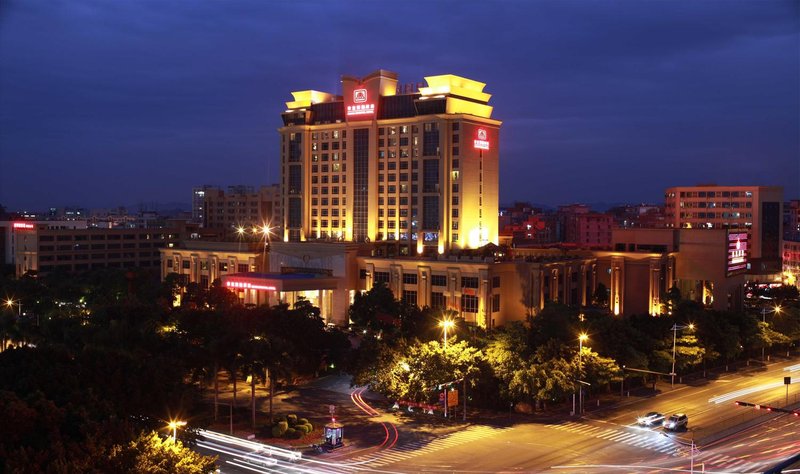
[168,420,186,442]
[671,323,694,387]
[439,317,455,418]
[440,318,455,349]
[760,305,782,361]
[578,333,588,415]
[5,298,20,317]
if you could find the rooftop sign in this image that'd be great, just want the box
[727,231,749,276]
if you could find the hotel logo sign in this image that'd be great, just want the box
[473,127,490,150]
[347,87,375,117]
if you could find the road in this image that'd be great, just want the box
[196,358,800,473]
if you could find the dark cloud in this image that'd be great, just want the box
[0,0,797,210]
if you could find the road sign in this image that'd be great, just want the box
[785,376,792,385]
[329,405,336,414]
[447,389,459,407]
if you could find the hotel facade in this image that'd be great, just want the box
[160,70,756,326]
[279,69,500,254]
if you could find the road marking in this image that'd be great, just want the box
[345,425,512,467]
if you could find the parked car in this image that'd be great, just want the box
[664,413,688,431]
[636,412,665,427]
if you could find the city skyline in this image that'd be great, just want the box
[1,0,798,210]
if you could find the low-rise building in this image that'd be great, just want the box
[9,220,196,277]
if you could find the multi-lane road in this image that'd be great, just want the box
[199,358,800,473]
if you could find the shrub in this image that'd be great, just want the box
[276,415,287,423]
[287,414,298,426]
[288,429,303,439]
[272,421,288,437]
[284,428,296,438]
[298,418,309,425]
[303,422,314,432]
[296,424,311,434]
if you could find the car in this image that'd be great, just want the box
[636,412,665,427]
[664,413,688,431]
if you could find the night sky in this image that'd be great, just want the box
[1,1,798,211]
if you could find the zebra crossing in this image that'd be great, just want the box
[547,421,676,454]
[550,422,769,473]
[342,425,512,469]
[686,452,767,473]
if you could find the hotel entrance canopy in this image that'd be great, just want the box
[221,272,338,292]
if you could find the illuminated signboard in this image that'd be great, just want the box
[346,88,375,117]
[727,231,749,276]
[12,222,34,230]
[473,128,490,150]
[225,280,276,291]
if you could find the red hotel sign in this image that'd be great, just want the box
[346,88,375,117]
[225,280,276,291]
[12,222,34,229]
[473,128,490,150]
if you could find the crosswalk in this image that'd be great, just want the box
[549,421,769,473]
[548,421,677,454]
[337,425,512,469]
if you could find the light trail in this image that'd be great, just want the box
[708,378,798,404]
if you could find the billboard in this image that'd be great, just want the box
[727,231,749,276]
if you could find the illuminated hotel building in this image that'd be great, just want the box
[279,69,500,254]
[664,185,783,275]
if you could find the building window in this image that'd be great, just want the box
[423,196,439,230]
[492,293,500,312]
[461,276,479,289]
[374,271,390,285]
[402,290,417,307]
[431,292,445,309]
[403,273,418,284]
[431,274,447,287]
[492,276,501,288]
[237,264,249,273]
[182,260,190,269]
[462,294,479,313]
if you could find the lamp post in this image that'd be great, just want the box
[168,420,187,442]
[439,317,455,418]
[578,333,588,415]
[671,323,694,387]
[4,298,21,317]
[760,305,782,361]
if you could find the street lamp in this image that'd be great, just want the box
[5,298,20,317]
[439,317,456,418]
[760,305,782,361]
[671,323,694,387]
[168,420,187,442]
[578,333,588,415]
[439,318,455,349]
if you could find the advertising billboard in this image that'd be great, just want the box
[727,231,749,276]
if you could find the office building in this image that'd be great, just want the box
[10,220,195,277]
[664,185,783,275]
[203,185,281,237]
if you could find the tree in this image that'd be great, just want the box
[592,283,609,307]
[348,283,400,332]
[105,432,217,474]
[368,340,482,404]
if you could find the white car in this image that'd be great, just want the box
[636,412,665,427]
[664,413,688,431]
